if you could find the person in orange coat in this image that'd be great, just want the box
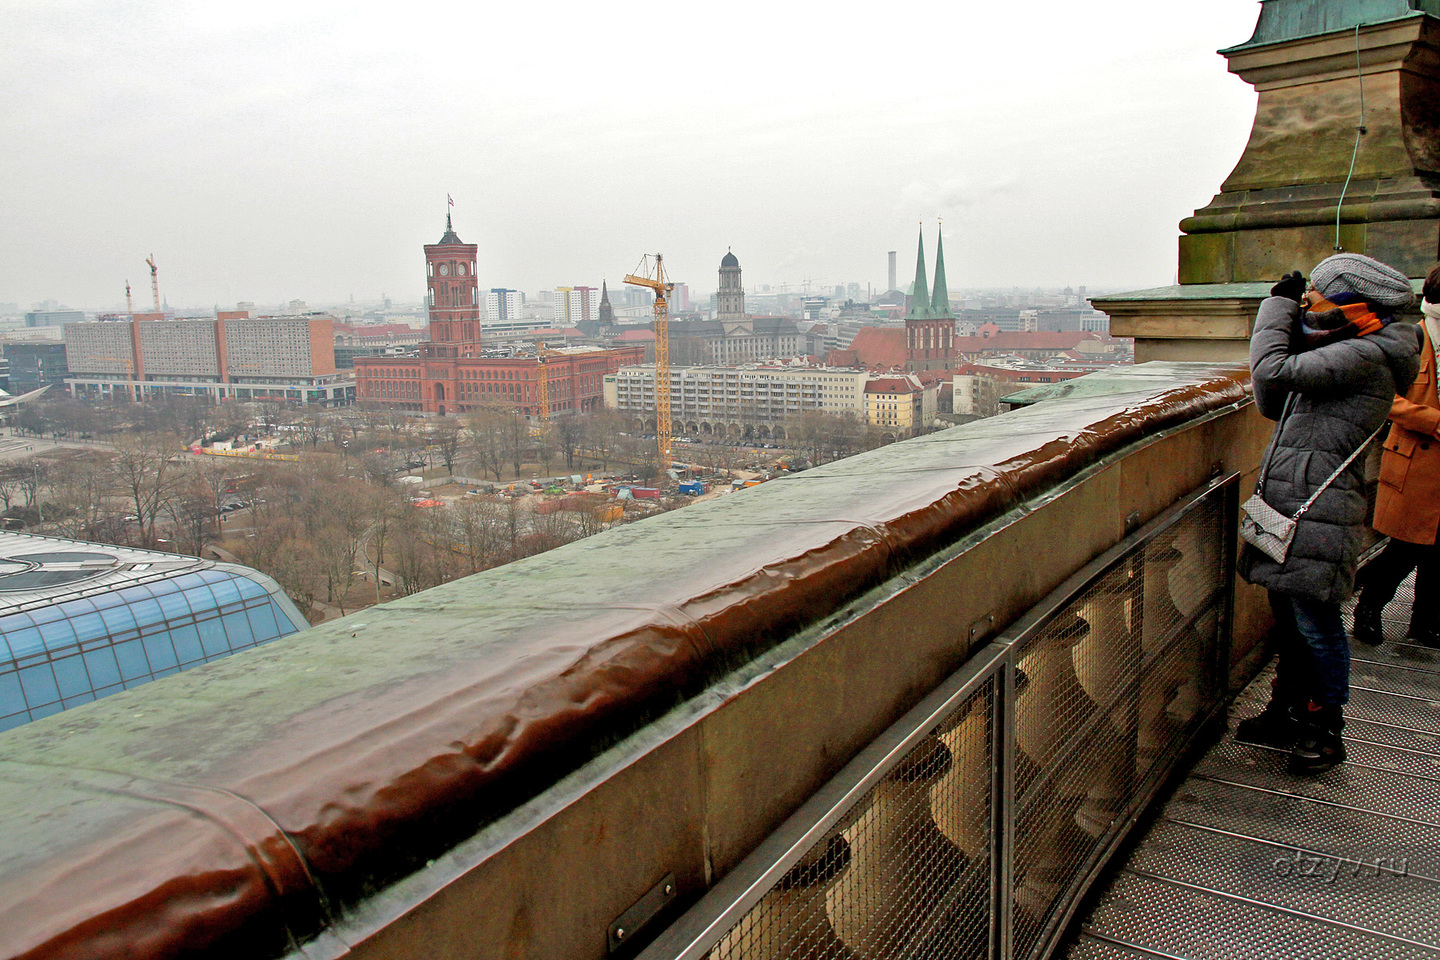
[1354,262,1440,646]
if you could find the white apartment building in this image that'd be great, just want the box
[486,289,525,323]
[603,364,868,439]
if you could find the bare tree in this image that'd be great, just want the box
[108,431,184,546]
[45,452,114,539]
[428,419,464,477]
[466,404,511,481]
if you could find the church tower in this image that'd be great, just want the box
[905,227,956,373]
[717,249,747,330]
[423,211,481,359]
[597,280,615,327]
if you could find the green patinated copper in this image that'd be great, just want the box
[1224,0,1440,52]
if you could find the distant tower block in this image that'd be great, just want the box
[888,251,897,292]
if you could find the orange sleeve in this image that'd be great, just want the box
[1390,393,1440,437]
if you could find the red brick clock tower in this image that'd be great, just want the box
[423,212,481,359]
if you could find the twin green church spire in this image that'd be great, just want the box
[905,225,954,321]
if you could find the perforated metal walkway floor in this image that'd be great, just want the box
[1069,577,1440,959]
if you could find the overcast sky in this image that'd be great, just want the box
[3,0,1265,311]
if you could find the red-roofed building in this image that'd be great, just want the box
[830,327,907,370]
[953,331,1103,360]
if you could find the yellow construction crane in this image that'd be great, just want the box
[145,255,161,312]
[536,340,561,421]
[624,254,674,471]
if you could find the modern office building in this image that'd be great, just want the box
[2,342,69,394]
[0,531,307,731]
[63,313,354,405]
[24,309,84,328]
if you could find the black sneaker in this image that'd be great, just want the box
[1234,702,1300,749]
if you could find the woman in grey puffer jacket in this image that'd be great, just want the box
[1236,253,1422,773]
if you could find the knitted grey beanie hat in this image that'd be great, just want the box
[1310,253,1415,309]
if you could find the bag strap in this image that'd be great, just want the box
[1255,392,1297,494]
[1291,422,1386,521]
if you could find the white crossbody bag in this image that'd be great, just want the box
[1240,395,1383,564]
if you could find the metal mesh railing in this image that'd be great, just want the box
[640,475,1237,960]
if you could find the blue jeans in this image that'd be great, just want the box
[1269,592,1350,707]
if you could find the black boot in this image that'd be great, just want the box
[1411,623,1440,648]
[1235,699,1300,749]
[1289,703,1346,774]
[1408,611,1440,648]
[1352,597,1384,645]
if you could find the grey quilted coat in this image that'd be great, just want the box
[1239,296,1422,602]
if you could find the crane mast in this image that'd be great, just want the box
[146,255,160,312]
[623,254,674,472]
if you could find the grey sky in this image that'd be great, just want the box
[3,1,1264,310]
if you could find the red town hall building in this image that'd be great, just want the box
[355,215,643,416]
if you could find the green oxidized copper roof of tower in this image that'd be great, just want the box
[1223,0,1440,52]
[905,228,934,321]
[931,231,954,319]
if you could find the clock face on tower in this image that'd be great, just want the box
[458,263,467,276]
[438,263,450,277]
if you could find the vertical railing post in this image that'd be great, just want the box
[995,655,1017,960]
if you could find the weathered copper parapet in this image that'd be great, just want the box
[0,365,1252,960]
[1181,1,1440,282]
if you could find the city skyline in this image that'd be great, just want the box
[4,1,1261,309]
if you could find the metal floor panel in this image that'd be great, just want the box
[1162,776,1440,878]
[1193,739,1440,824]
[1064,587,1440,960]
[1352,641,1440,674]
[1077,871,1437,960]
[1124,819,1440,945]
[1068,936,1179,959]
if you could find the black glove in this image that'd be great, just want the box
[1271,271,1307,303]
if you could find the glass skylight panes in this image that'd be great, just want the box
[170,624,203,666]
[142,634,179,671]
[155,588,192,620]
[0,549,304,728]
[37,618,77,650]
[81,649,121,689]
[17,665,59,709]
[197,618,228,659]
[246,604,279,641]
[113,640,149,681]
[5,626,42,659]
[68,611,108,645]
[52,657,90,699]
[208,578,243,606]
[233,576,267,600]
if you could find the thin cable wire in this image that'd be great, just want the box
[1335,24,1369,251]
